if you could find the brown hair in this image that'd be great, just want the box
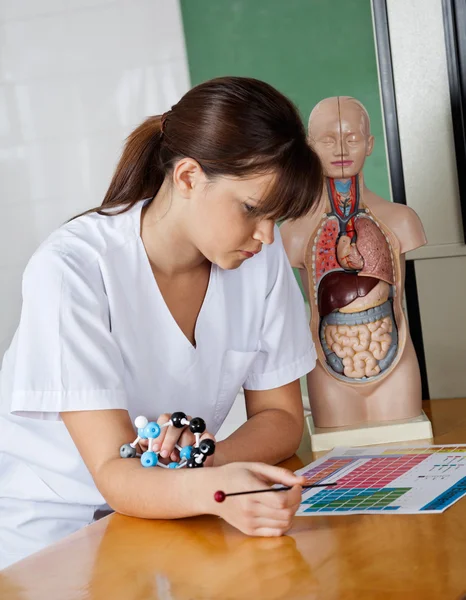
[77,76,323,221]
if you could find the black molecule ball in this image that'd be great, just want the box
[171,412,187,428]
[189,417,206,434]
[191,447,203,459]
[199,439,215,456]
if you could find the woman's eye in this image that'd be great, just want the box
[244,203,255,213]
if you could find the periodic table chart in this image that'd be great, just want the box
[295,445,466,515]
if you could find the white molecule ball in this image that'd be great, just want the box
[135,415,148,429]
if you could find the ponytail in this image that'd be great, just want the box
[100,115,165,214]
[69,115,165,220]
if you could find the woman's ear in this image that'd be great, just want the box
[172,158,205,198]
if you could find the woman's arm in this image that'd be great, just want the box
[61,408,305,535]
[61,409,215,518]
[213,379,304,467]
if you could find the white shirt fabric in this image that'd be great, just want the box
[0,199,316,568]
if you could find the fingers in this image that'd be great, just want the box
[143,414,216,465]
[177,428,193,447]
[158,414,191,459]
[238,506,298,537]
[243,487,301,536]
[250,494,301,520]
[168,427,192,462]
[259,485,303,511]
[160,426,183,459]
[253,518,293,533]
[138,439,149,452]
[243,462,306,489]
[151,414,171,455]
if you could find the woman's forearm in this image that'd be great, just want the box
[98,458,220,519]
[214,408,303,466]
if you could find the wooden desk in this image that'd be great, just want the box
[1,398,466,600]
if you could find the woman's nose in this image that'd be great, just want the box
[253,219,275,245]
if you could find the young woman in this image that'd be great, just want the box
[0,76,322,568]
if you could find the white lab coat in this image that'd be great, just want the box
[0,199,316,568]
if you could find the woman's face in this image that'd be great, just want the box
[187,171,277,270]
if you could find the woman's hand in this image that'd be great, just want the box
[139,413,216,466]
[211,462,305,537]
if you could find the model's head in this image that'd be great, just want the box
[308,96,374,179]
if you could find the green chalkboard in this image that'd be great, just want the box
[180,0,390,200]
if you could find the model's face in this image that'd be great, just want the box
[187,171,276,270]
[309,100,374,179]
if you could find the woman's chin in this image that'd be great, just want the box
[215,254,246,271]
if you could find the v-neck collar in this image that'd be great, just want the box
[133,199,217,353]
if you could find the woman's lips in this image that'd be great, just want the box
[239,249,260,258]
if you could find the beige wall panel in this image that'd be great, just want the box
[416,256,466,398]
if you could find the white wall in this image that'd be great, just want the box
[0,0,190,356]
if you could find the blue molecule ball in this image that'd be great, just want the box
[140,451,158,468]
[180,445,193,460]
[138,427,148,439]
[144,422,161,439]
[168,462,179,469]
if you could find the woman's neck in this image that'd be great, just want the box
[140,183,208,277]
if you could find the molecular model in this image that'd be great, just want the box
[119,412,215,469]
